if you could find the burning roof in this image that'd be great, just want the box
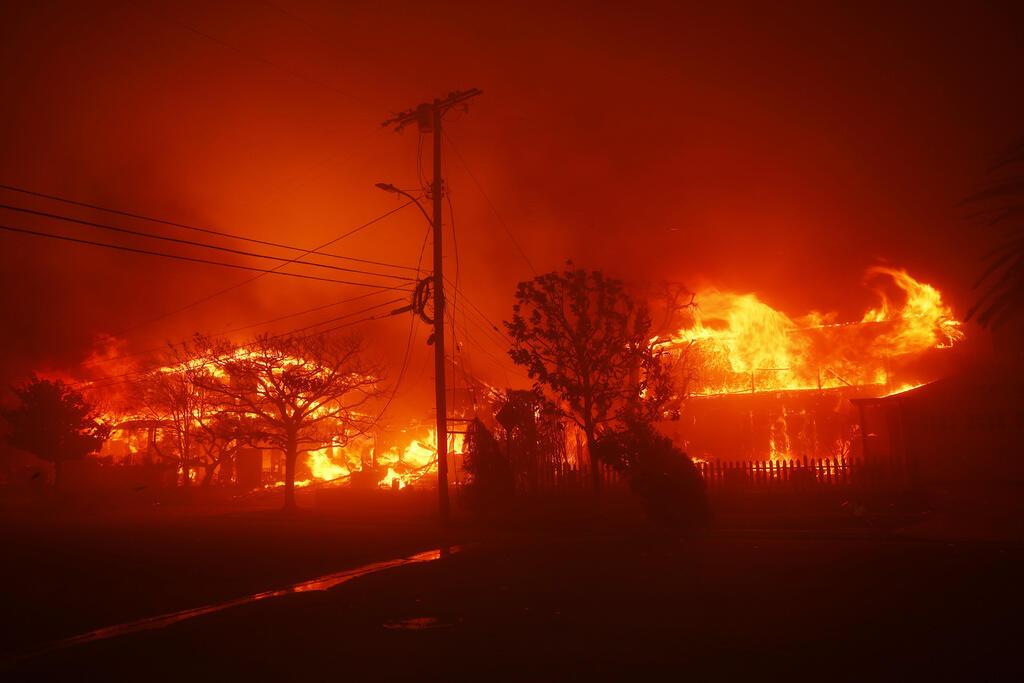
[657,267,963,397]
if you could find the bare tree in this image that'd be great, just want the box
[506,266,676,495]
[194,413,256,486]
[197,333,382,510]
[137,340,221,486]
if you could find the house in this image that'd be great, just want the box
[851,364,1024,485]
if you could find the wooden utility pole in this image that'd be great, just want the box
[383,89,482,526]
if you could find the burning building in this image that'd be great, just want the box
[82,338,469,493]
[57,266,966,494]
[657,267,965,464]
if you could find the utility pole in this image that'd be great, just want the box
[383,89,482,526]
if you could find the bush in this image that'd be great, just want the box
[462,419,514,511]
[594,421,709,530]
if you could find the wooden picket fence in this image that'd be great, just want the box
[529,453,916,494]
[529,461,625,492]
[696,453,914,492]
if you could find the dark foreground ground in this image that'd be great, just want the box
[2,488,1022,681]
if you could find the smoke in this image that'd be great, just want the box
[1,0,1022,387]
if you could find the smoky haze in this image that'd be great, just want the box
[0,0,1021,399]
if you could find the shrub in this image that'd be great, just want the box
[462,419,514,511]
[594,421,709,530]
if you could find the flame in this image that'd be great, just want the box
[659,267,962,396]
[304,429,465,490]
[306,448,350,481]
[882,381,927,397]
[79,266,956,482]
[860,266,964,351]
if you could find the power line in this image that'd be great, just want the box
[453,300,511,355]
[271,298,402,338]
[217,290,396,336]
[260,1,323,36]
[445,282,510,348]
[0,223,413,290]
[447,299,530,387]
[443,131,537,275]
[354,220,434,433]
[452,310,529,384]
[443,276,510,341]
[454,315,503,387]
[434,158,513,392]
[443,287,510,357]
[72,220,434,388]
[0,203,414,282]
[114,199,419,335]
[383,88,483,526]
[0,183,419,272]
[271,310,394,345]
[445,150,462,409]
[451,302,507,354]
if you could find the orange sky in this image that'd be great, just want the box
[0,0,1021,407]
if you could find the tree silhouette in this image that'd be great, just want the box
[196,333,382,510]
[131,338,263,487]
[592,419,708,529]
[495,389,568,493]
[462,418,513,510]
[1,377,109,488]
[137,340,221,487]
[506,266,675,495]
[195,413,257,486]
[964,138,1024,329]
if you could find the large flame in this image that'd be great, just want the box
[659,267,963,396]
[306,429,464,489]
[78,266,959,482]
[83,339,466,490]
[860,266,964,352]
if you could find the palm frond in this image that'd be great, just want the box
[964,140,1024,329]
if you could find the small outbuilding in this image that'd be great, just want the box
[851,364,1024,486]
